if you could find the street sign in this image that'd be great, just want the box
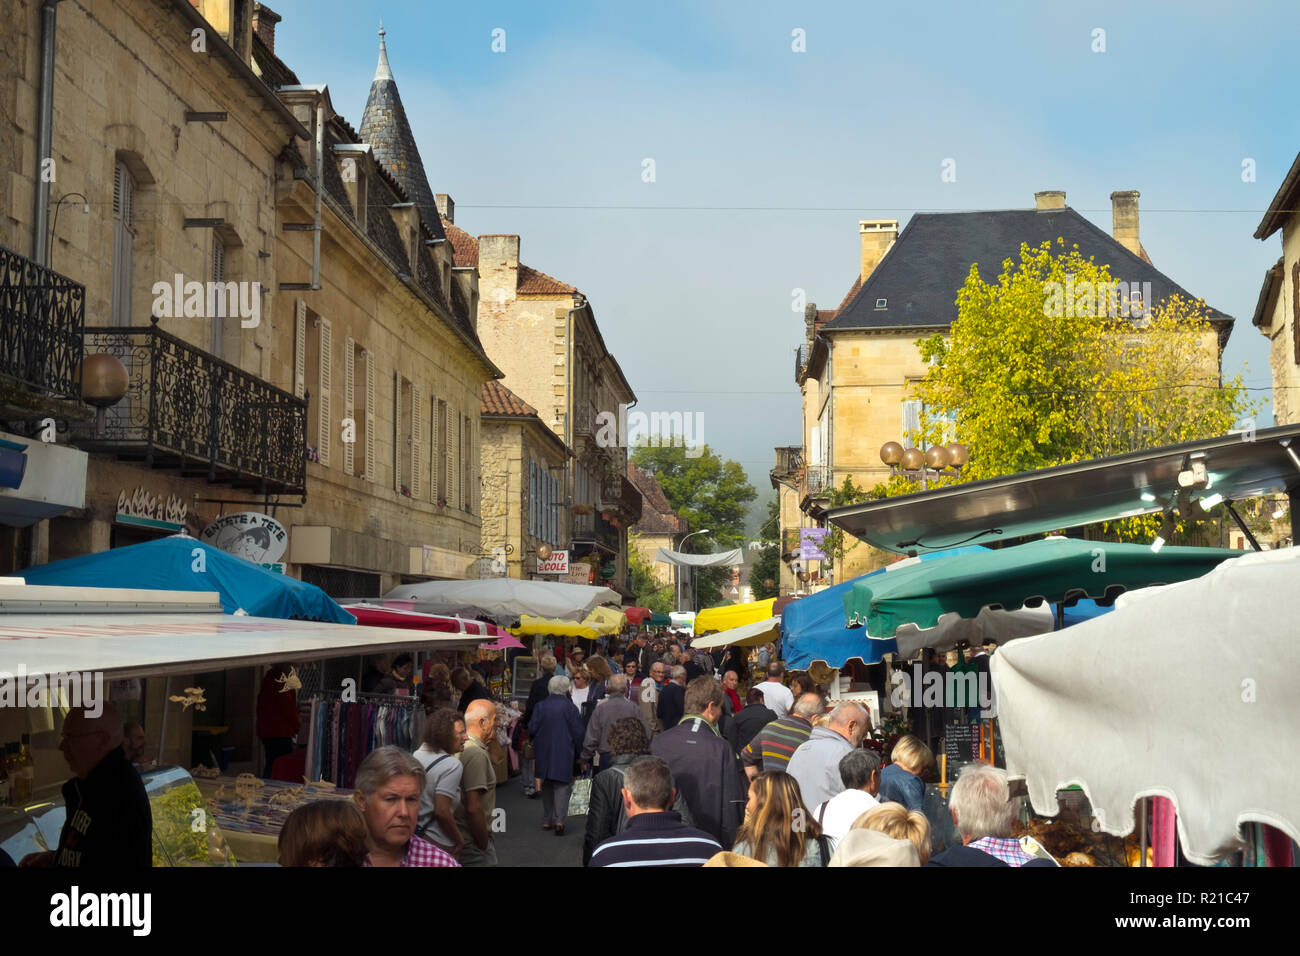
[537,549,570,574]
[800,527,828,561]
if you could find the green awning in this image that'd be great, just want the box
[648,613,672,627]
[844,537,1242,638]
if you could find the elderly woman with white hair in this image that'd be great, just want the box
[351,746,460,867]
[527,674,588,835]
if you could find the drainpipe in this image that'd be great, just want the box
[312,97,324,289]
[564,295,586,551]
[32,0,62,267]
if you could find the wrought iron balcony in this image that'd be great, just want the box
[77,319,307,495]
[0,244,86,411]
[795,345,808,383]
[771,445,803,480]
[599,473,643,525]
[801,465,832,499]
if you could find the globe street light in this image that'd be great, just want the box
[677,528,711,612]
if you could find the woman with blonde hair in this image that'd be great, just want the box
[879,734,931,812]
[732,771,825,867]
[852,800,932,865]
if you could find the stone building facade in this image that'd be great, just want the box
[1253,152,1300,427]
[480,381,568,579]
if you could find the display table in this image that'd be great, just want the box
[195,774,356,863]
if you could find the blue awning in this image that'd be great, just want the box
[782,546,986,669]
[22,537,354,624]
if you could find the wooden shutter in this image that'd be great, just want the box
[316,317,332,466]
[364,351,376,482]
[470,414,480,515]
[293,301,307,398]
[393,371,402,493]
[411,384,424,500]
[343,336,355,476]
[111,162,135,326]
[445,403,459,510]
[429,396,440,503]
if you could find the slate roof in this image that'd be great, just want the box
[628,463,686,535]
[357,28,447,242]
[823,207,1233,337]
[1256,149,1300,240]
[481,380,538,417]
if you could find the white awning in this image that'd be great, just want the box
[655,548,744,567]
[991,547,1300,865]
[690,616,780,650]
[0,612,482,681]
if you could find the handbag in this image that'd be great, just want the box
[567,775,593,816]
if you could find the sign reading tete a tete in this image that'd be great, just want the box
[200,512,288,564]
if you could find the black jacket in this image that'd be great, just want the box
[726,703,777,755]
[650,716,747,847]
[581,754,695,866]
[925,844,1009,867]
[657,681,685,730]
[56,747,152,868]
[522,672,553,729]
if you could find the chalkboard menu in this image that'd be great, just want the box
[944,724,976,776]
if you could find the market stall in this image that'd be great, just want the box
[992,547,1300,866]
[693,597,776,635]
[381,577,620,624]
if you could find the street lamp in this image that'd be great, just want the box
[677,528,710,612]
[881,441,968,489]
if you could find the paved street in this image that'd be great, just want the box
[494,775,585,867]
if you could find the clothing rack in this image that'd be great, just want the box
[305,692,425,788]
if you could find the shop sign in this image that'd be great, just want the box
[116,487,187,531]
[565,563,592,585]
[799,527,828,561]
[537,549,570,574]
[200,512,288,564]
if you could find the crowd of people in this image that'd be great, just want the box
[3,630,1046,870]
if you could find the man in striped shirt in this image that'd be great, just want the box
[740,693,823,780]
[588,757,721,867]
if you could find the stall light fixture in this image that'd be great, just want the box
[1177,461,1208,489]
[1151,512,1176,554]
[1199,493,1224,510]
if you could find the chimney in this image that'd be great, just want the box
[1110,190,1141,257]
[477,234,520,306]
[1034,190,1066,212]
[804,301,818,351]
[859,220,898,282]
[436,193,454,224]
[253,3,281,53]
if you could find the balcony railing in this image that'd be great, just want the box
[0,245,86,403]
[78,319,307,495]
[599,473,643,525]
[772,445,803,479]
[795,345,808,382]
[801,465,832,498]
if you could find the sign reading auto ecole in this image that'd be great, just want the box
[200,512,288,565]
[537,550,570,574]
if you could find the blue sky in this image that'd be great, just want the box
[273,1,1298,528]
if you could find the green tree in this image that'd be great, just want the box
[628,541,673,613]
[904,239,1260,542]
[632,442,757,609]
[750,500,781,600]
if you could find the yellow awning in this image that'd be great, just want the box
[510,606,625,639]
[694,598,777,635]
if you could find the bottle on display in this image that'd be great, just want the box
[15,734,34,804]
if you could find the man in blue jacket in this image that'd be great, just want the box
[657,665,687,730]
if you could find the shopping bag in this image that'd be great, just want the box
[567,776,592,816]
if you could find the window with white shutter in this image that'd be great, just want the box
[393,371,402,493]
[901,399,922,445]
[470,415,480,515]
[462,414,472,514]
[411,384,424,499]
[294,301,307,398]
[111,162,135,326]
[364,351,376,482]
[343,335,355,476]
[445,403,459,509]
[316,317,332,467]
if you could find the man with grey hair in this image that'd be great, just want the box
[927,763,1045,867]
[588,757,721,867]
[582,673,650,771]
[786,701,869,810]
[657,665,688,730]
[353,745,459,866]
[812,749,882,853]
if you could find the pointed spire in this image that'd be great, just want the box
[374,19,392,83]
